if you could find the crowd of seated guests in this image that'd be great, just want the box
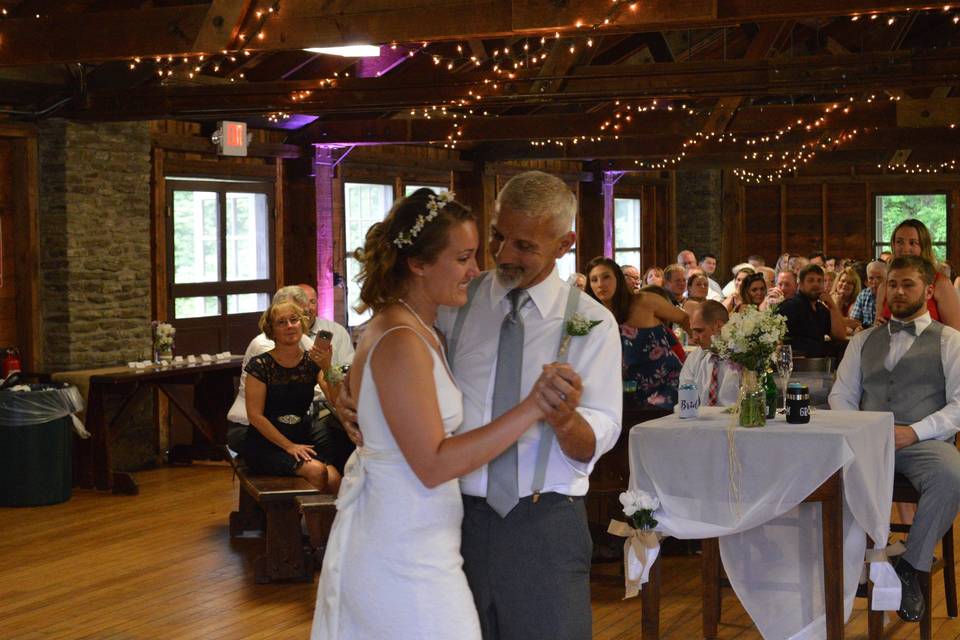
[590,217,960,410]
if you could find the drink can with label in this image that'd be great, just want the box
[678,382,700,418]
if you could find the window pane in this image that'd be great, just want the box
[615,250,642,271]
[344,183,394,326]
[875,194,948,260]
[173,191,220,283]
[614,198,641,250]
[226,192,269,281]
[174,296,221,319]
[557,252,577,283]
[405,184,446,196]
[227,293,270,315]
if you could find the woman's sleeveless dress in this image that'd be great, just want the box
[620,323,684,409]
[311,326,481,640]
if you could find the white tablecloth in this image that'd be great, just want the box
[628,407,897,640]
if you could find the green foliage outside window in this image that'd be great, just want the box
[876,194,948,260]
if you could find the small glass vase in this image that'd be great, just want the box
[158,350,173,364]
[738,370,767,428]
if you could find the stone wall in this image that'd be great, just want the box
[39,120,153,370]
[38,120,155,470]
[674,170,723,264]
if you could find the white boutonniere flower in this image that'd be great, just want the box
[558,312,602,358]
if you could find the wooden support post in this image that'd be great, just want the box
[314,146,336,321]
[454,162,496,270]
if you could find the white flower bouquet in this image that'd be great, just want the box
[709,305,786,373]
[153,321,176,353]
[619,489,660,530]
[608,489,662,598]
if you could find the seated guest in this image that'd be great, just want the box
[824,256,838,273]
[746,254,765,268]
[663,263,687,306]
[643,266,664,287]
[679,301,740,407]
[787,254,809,274]
[722,266,757,312]
[808,251,826,267]
[731,272,767,314]
[763,270,798,309]
[851,260,886,329]
[638,285,688,364]
[776,264,847,357]
[242,300,345,492]
[758,266,776,289]
[621,264,641,292]
[699,252,724,297]
[829,255,960,623]
[879,250,893,264]
[585,257,687,409]
[683,272,722,312]
[297,283,355,382]
[677,249,698,271]
[722,262,755,296]
[831,267,862,334]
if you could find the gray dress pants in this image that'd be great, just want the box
[461,493,593,640]
[895,439,960,571]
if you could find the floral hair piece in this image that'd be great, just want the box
[392,191,455,248]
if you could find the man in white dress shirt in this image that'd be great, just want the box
[829,255,960,623]
[436,171,622,640]
[699,252,724,297]
[679,301,740,407]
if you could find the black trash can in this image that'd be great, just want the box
[0,383,83,507]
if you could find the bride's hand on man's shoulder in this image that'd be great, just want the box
[334,369,364,447]
[532,363,582,428]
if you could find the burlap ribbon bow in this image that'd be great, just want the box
[607,520,662,599]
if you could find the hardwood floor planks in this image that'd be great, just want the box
[2,465,959,639]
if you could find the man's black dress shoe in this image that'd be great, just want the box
[893,557,925,622]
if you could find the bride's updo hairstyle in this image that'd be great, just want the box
[355,188,474,314]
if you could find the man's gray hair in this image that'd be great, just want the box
[273,285,308,308]
[495,170,577,237]
[866,260,887,274]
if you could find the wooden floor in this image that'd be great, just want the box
[2,465,959,640]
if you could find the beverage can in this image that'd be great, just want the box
[678,382,700,418]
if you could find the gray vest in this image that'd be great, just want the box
[860,321,946,424]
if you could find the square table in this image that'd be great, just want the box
[629,407,896,639]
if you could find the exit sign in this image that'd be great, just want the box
[218,121,248,156]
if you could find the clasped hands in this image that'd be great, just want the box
[334,363,585,448]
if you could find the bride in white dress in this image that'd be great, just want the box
[312,190,550,639]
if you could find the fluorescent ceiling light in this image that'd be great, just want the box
[303,45,381,57]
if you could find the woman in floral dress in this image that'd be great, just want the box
[586,257,688,409]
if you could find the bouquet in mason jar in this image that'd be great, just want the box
[709,306,786,373]
[152,321,176,353]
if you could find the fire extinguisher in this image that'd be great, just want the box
[2,348,22,378]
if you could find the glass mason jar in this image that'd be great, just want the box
[738,370,767,427]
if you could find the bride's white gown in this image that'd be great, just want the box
[311,326,482,639]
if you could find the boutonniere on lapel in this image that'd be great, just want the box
[559,313,602,358]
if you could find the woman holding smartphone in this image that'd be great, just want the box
[243,301,346,492]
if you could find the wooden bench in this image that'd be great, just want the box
[297,494,338,563]
[226,450,335,583]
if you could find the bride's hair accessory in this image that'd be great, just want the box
[393,191,456,248]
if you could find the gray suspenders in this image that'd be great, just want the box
[447,273,582,501]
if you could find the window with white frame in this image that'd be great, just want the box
[874,194,948,261]
[614,197,642,270]
[344,182,394,326]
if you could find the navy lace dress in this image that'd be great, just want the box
[620,323,683,409]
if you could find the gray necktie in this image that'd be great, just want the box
[889,320,917,336]
[486,288,527,518]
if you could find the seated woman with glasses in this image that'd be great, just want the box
[241,300,345,492]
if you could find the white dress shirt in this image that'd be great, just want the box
[707,277,724,297]
[828,312,960,442]
[678,347,741,408]
[437,268,623,498]
[226,319,355,425]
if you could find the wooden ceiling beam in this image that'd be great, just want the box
[69,49,960,119]
[0,0,949,67]
[190,0,253,55]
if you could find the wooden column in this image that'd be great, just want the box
[454,162,496,270]
[720,170,743,278]
[314,146,336,321]
[576,170,606,270]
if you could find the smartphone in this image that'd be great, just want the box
[317,330,333,342]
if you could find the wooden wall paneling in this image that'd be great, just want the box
[281,160,318,287]
[0,139,18,351]
[780,183,787,259]
[950,188,960,265]
[274,158,285,287]
[742,185,780,267]
[821,183,829,255]
[784,184,824,255]
[825,183,869,259]
[576,171,605,269]
[453,164,496,270]
[865,182,874,258]
[720,170,742,277]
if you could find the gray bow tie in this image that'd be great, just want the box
[889,320,917,336]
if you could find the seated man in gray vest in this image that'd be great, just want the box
[829,255,960,622]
